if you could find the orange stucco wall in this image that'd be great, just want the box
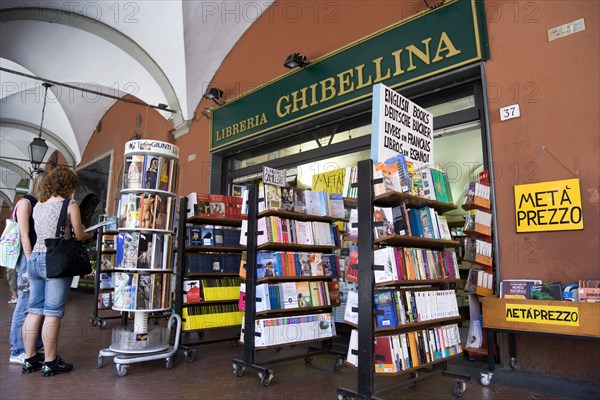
[483,1,599,379]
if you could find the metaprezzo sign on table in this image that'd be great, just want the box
[371,83,433,165]
[513,178,583,233]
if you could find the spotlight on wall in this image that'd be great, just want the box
[423,0,445,9]
[203,87,225,105]
[283,53,309,69]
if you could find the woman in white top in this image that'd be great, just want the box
[21,167,94,376]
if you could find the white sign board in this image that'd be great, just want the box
[124,139,180,158]
[371,83,433,166]
[262,166,286,187]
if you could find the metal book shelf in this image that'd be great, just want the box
[336,159,470,400]
[232,184,345,387]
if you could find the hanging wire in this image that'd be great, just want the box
[38,82,52,138]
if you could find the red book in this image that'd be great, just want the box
[394,247,407,280]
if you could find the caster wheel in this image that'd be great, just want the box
[97,355,103,368]
[304,355,313,364]
[453,381,466,397]
[510,357,519,371]
[116,364,128,377]
[99,320,107,330]
[333,357,343,371]
[480,372,492,387]
[231,339,239,347]
[166,357,173,369]
[185,349,196,363]
[258,370,274,387]
[197,331,205,338]
[274,347,282,352]
[90,318,98,327]
[233,363,246,377]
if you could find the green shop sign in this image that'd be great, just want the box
[210,0,488,151]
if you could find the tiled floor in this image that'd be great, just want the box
[1,281,598,400]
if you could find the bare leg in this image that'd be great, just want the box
[40,316,61,362]
[23,313,44,358]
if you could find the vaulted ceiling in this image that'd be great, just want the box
[0,0,274,205]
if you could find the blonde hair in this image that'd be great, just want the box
[29,172,47,199]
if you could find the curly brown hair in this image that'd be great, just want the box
[39,166,79,202]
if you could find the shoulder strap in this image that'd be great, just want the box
[55,199,71,238]
[11,197,31,220]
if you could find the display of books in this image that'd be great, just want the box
[499,279,542,299]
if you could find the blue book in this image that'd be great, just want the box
[273,252,284,276]
[188,226,203,246]
[407,209,424,237]
[374,291,398,328]
[116,233,126,269]
[256,251,276,279]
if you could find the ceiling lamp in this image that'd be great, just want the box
[29,82,52,173]
[283,53,309,69]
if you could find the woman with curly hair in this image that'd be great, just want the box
[21,167,94,377]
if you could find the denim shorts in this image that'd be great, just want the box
[27,252,73,317]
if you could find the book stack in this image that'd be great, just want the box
[463,237,492,267]
[258,183,346,219]
[464,181,491,209]
[346,323,462,373]
[463,209,492,236]
[465,269,494,297]
[123,154,179,193]
[115,232,174,270]
[372,289,459,329]
[499,279,542,299]
[342,165,359,199]
[182,304,243,331]
[254,251,341,279]
[372,205,452,241]
[577,280,600,302]
[113,272,171,310]
[251,313,336,347]
[186,192,244,220]
[370,155,454,203]
[184,253,242,274]
[200,277,242,301]
[255,280,331,312]
[256,216,340,246]
[186,224,242,247]
[371,246,459,284]
[117,192,176,231]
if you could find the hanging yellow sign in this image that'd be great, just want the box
[505,303,580,327]
[514,178,583,233]
[311,168,346,194]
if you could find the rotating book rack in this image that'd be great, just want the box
[98,139,181,377]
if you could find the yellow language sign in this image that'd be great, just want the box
[311,168,346,194]
[505,303,580,327]
[514,178,583,232]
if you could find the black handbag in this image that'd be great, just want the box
[45,199,92,279]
